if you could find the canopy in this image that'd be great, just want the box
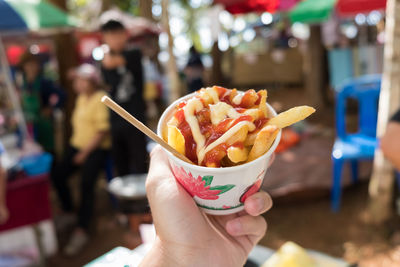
[289,0,337,24]
[215,0,386,24]
[289,0,386,23]
[0,0,76,32]
[336,0,387,16]
[214,0,280,14]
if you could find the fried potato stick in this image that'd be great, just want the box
[247,125,279,162]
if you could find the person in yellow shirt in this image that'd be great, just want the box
[52,64,111,256]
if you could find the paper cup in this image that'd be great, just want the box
[157,93,281,215]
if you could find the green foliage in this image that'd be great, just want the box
[114,0,139,15]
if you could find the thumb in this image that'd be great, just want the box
[146,145,176,201]
[148,145,173,179]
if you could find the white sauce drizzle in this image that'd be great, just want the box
[198,121,256,164]
[183,98,205,162]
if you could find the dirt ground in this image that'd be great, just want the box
[47,178,400,267]
[47,87,400,266]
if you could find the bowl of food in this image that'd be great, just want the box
[157,86,314,215]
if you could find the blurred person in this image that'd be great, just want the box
[142,36,164,119]
[51,64,110,256]
[18,52,64,152]
[100,20,148,176]
[381,109,400,170]
[184,46,204,93]
[0,141,8,225]
[139,146,271,266]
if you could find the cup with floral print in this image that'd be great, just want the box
[157,94,281,215]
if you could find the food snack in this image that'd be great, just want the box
[164,86,315,167]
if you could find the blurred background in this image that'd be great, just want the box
[0,0,399,266]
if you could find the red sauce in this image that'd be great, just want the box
[177,101,186,109]
[173,87,268,166]
[231,115,253,126]
[239,90,257,108]
[174,109,185,123]
[177,119,198,163]
[203,115,252,164]
[214,86,228,97]
[235,108,246,113]
[205,118,232,146]
[254,118,269,130]
[231,141,244,149]
[203,143,228,167]
[255,91,263,105]
[220,91,232,104]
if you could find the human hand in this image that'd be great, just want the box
[0,205,9,225]
[140,146,272,267]
[73,150,88,165]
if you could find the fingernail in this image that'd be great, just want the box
[256,197,266,212]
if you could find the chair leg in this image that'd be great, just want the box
[332,159,344,212]
[350,160,359,184]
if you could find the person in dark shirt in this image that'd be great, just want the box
[100,20,148,176]
[18,52,65,152]
[184,46,204,93]
[381,109,400,171]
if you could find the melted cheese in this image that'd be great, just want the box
[209,102,261,125]
[198,121,256,164]
[232,92,244,105]
[205,87,219,103]
[209,102,241,125]
[183,98,205,160]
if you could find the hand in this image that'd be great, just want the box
[141,146,272,267]
[73,151,89,165]
[0,205,9,225]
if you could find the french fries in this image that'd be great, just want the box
[167,125,185,155]
[267,106,315,129]
[247,125,279,162]
[164,86,315,167]
[227,146,249,163]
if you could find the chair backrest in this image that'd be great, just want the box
[335,74,381,138]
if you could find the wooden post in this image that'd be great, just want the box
[49,0,79,145]
[139,0,153,20]
[161,0,181,103]
[211,42,224,86]
[368,0,400,224]
[305,25,326,108]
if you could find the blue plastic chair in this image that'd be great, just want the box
[331,74,381,212]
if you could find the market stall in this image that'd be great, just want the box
[0,0,75,265]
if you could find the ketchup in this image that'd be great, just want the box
[174,87,268,166]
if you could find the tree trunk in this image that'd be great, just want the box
[305,25,326,108]
[161,0,181,103]
[368,0,400,224]
[49,0,79,147]
[211,42,224,86]
[139,0,153,20]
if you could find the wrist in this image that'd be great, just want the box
[139,238,201,267]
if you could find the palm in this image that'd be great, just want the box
[146,147,269,267]
[150,180,257,266]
